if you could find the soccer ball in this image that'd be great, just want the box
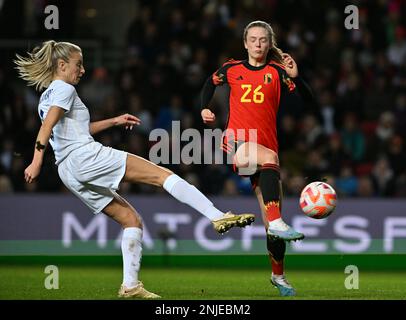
[300,182,337,219]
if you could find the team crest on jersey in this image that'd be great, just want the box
[264,73,272,84]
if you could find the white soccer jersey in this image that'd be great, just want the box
[38,80,94,164]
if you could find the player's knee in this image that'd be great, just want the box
[261,152,279,166]
[154,167,173,187]
[234,152,256,168]
[135,168,173,187]
[124,211,142,228]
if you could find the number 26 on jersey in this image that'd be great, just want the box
[240,84,264,104]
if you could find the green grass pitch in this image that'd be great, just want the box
[1,264,405,300]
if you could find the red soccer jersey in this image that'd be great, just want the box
[212,59,295,154]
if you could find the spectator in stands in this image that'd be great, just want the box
[371,156,396,196]
[1,1,405,197]
[341,112,365,162]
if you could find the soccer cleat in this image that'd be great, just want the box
[267,218,305,241]
[212,212,255,234]
[118,281,161,299]
[271,274,296,297]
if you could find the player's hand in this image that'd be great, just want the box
[24,162,41,184]
[282,53,299,78]
[114,113,141,130]
[201,109,216,124]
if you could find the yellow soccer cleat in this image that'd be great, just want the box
[118,281,161,299]
[212,212,255,234]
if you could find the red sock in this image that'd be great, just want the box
[265,200,281,222]
[259,163,282,222]
[271,258,284,275]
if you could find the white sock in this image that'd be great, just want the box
[121,227,142,288]
[163,174,224,220]
[272,273,285,279]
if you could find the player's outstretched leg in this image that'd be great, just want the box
[163,174,255,234]
[124,156,256,235]
[267,237,296,296]
[259,163,304,241]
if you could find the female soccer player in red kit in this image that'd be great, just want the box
[200,21,316,296]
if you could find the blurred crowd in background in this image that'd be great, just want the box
[0,0,405,197]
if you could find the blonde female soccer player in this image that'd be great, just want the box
[15,40,255,299]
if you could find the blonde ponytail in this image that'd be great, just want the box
[243,20,284,65]
[14,40,81,91]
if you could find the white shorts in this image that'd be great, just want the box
[57,141,128,214]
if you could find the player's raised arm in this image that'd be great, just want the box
[283,52,317,110]
[200,75,217,123]
[24,106,65,183]
[89,113,141,135]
